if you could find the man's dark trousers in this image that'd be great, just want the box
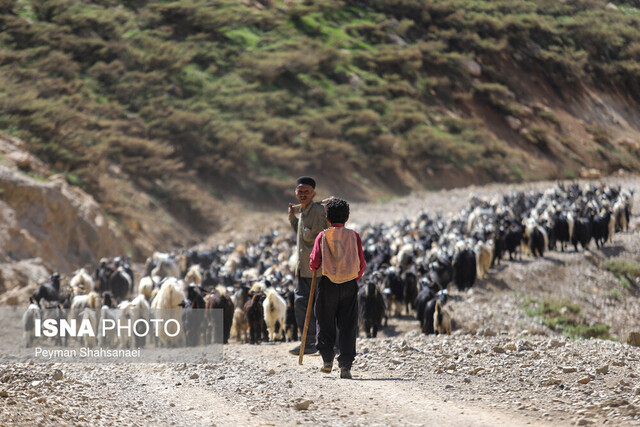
[295,276,317,347]
[314,276,358,369]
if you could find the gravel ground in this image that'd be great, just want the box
[2,175,640,426]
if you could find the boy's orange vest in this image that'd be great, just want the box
[321,227,360,284]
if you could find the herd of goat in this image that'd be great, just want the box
[24,182,634,349]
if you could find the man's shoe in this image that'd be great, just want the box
[289,344,317,355]
[288,344,301,355]
[320,362,333,373]
[303,345,317,355]
[340,367,352,379]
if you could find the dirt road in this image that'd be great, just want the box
[2,175,640,426]
[1,328,557,427]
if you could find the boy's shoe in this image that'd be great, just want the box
[340,367,352,379]
[289,344,317,355]
[320,361,333,373]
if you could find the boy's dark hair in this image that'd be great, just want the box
[326,198,349,224]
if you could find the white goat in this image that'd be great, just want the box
[475,240,494,280]
[70,292,101,321]
[138,276,157,302]
[118,294,150,349]
[79,309,97,348]
[151,257,180,280]
[150,278,185,347]
[184,265,202,286]
[250,280,266,294]
[70,268,95,296]
[99,304,118,348]
[69,292,100,346]
[23,303,41,348]
[613,199,627,232]
[262,288,286,342]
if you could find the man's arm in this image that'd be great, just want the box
[301,204,326,246]
[288,203,299,233]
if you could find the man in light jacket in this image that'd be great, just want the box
[288,176,326,355]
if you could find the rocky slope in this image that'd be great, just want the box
[0,135,123,301]
[2,1,640,256]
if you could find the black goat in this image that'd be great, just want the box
[108,267,132,303]
[205,287,234,344]
[187,249,218,271]
[550,214,571,252]
[383,267,404,317]
[592,211,611,248]
[358,281,386,338]
[30,273,61,306]
[529,226,546,258]
[415,284,437,324]
[284,288,298,342]
[180,286,206,347]
[401,267,419,315]
[491,229,506,266]
[572,216,592,252]
[453,248,476,291]
[420,291,449,335]
[505,223,523,260]
[244,293,265,345]
[428,256,453,289]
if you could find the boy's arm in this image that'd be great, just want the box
[309,232,324,272]
[355,231,366,280]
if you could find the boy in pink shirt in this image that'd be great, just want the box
[310,198,365,379]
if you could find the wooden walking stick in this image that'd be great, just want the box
[290,196,335,210]
[299,269,319,365]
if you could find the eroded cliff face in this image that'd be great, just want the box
[0,136,124,297]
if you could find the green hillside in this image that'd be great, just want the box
[1,0,640,254]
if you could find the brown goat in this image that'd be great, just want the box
[433,300,452,335]
[231,308,248,343]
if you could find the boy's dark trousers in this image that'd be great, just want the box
[314,276,358,370]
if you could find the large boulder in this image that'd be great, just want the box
[0,164,124,282]
[0,135,49,177]
[0,259,47,304]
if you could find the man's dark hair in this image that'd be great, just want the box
[326,198,349,224]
